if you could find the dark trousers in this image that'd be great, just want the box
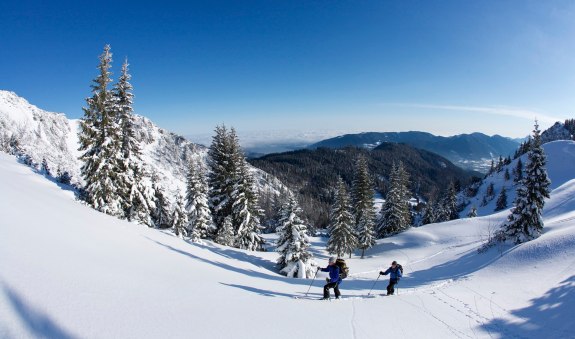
[323,282,341,298]
[387,278,398,295]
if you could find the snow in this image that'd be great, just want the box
[1,142,575,338]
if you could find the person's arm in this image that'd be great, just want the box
[380,267,391,275]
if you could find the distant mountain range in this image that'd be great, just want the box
[308,131,521,173]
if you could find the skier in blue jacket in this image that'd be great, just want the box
[319,256,341,300]
[380,260,402,295]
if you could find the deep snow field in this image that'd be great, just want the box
[1,142,575,339]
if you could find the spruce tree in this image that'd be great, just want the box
[421,201,437,225]
[276,195,315,278]
[126,165,155,226]
[215,216,235,246]
[41,158,51,176]
[112,58,146,220]
[172,193,188,239]
[500,122,551,244]
[152,180,172,229]
[437,182,459,221]
[495,186,508,211]
[232,142,265,251]
[207,125,264,251]
[327,178,357,258]
[513,158,523,183]
[208,125,234,231]
[378,161,411,236]
[185,158,215,242]
[351,155,376,258]
[78,45,124,217]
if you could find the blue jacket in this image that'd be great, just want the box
[382,266,402,280]
[321,265,341,283]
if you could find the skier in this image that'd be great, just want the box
[319,256,341,300]
[380,260,402,295]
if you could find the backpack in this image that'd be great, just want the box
[335,258,349,279]
[396,264,403,275]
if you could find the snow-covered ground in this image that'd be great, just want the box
[1,141,575,338]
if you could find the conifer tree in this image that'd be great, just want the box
[500,122,551,244]
[232,144,265,251]
[215,216,235,247]
[421,201,437,225]
[207,125,264,251]
[513,158,523,183]
[495,186,508,211]
[172,193,188,239]
[185,158,214,242]
[126,165,155,226]
[208,125,234,231]
[41,158,51,176]
[276,195,315,278]
[327,178,357,258]
[78,45,124,217]
[437,182,459,222]
[152,180,172,229]
[112,58,149,221]
[378,161,411,236]
[351,155,376,258]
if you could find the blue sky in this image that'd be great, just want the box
[1,1,574,139]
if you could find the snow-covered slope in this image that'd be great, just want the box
[460,140,575,217]
[0,90,285,201]
[1,147,574,338]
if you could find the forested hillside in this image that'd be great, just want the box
[250,143,480,229]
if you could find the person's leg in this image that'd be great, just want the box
[334,283,341,298]
[323,282,337,298]
[389,279,397,295]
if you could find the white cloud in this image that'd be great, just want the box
[388,103,561,124]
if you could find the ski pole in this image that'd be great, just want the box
[305,268,320,297]
[367,273,381,296]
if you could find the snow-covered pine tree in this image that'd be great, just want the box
[208,125,264,251]
[152,179,172,229]
[276,195,316,278]
[208,125,235,232]
[41,158,51,176]
[172,193,188,239]
[327,177,357,258]
[78,45,124,217]
[231,132,265,251]
[215,216,235,247]
[513,158,523,183]
[351,155,376,258]
[495,186,508,211]
[421,200,437,225]
[185,158,214,242]
[127,165,155,226]
[499,121,551,244]
[377,161,411,237]
[112,58,146,220]
[437,182,459,222]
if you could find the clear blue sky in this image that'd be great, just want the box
[1,1,574,139]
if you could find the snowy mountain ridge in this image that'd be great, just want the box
[0,90,286,203]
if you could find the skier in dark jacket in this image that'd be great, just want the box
[319,256,341,300]
[380,260,402,295]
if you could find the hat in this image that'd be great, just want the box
[329,256,337,264]
[391,260,397,265]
